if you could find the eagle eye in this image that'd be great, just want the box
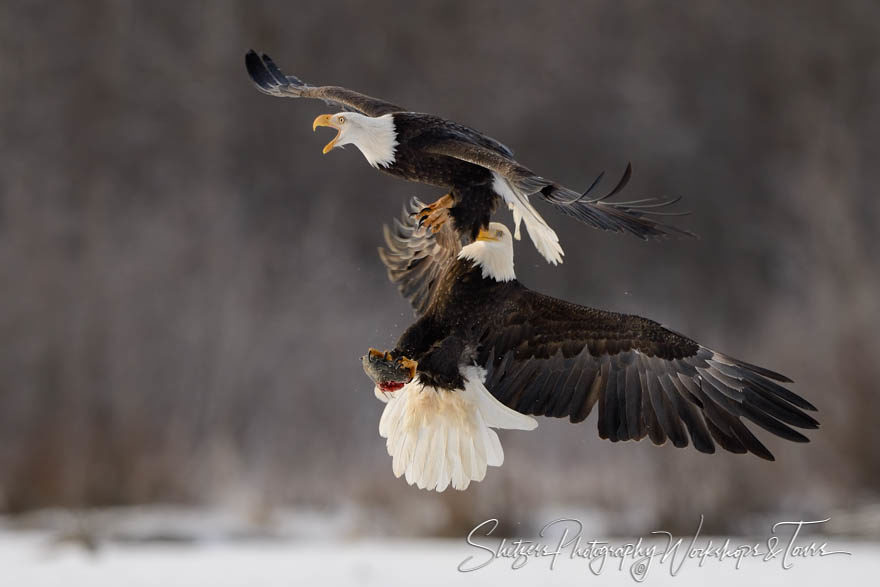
[338,115,346,124]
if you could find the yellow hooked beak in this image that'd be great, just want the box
[476,228,500,242]
[312,114,341,154]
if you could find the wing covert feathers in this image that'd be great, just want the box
[480,291,818,460]
[245,50,404,116]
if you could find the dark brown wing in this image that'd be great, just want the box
[378,198,461,315]
[422,138,694,240]
[245,51,404,117]
[479,288,818,460]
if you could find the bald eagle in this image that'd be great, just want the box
[363,200,818,491]
[245,50,693,265]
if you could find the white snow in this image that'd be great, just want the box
[1,530,877,587]
[2,506,877,586]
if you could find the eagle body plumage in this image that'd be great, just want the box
[373,113,503,240]
[246,50,695,264]
[242,50,819,492]
[392,257,700,393]
[369,200,819,490]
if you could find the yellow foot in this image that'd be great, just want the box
[368,348,393,361]
[415,194,454,229]
[397,356,418,380]
[422,208,450,233]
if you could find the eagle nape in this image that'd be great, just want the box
[365,202,818,491]
[244,50,695,264]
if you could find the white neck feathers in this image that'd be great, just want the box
[458,240,516,282]
[349,113,398,168]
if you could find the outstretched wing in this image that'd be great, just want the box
[378,198,461,315]
[478,288,818,460]
[245,50,404,117]
[422,138,695,242]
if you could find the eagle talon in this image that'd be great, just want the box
[368,348,394,361]
[415,193,454,230]
[396,356,418,380]
[422,208,450,233]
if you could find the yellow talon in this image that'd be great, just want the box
[422,208,450,233]
[415,193,454,228]
[368,348,393,361]
[398,357,418,380]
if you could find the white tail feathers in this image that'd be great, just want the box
[376,366,538,491]
[492,172,563,265]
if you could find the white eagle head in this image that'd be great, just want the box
[458,222,516,282]
[312,111,398,168]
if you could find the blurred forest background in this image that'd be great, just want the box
[1,0,878,537]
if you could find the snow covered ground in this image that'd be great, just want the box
[2,508,878,586]
[2,532,878,586]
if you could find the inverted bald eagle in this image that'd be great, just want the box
[245,50,693,265]
[362,200,818,491]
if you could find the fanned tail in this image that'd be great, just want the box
[376,366,537,491]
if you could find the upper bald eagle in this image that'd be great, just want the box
[245,50,693,265]
[363,200,818,491]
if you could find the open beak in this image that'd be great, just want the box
[312,114,341,154]
[476,228,500,242]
